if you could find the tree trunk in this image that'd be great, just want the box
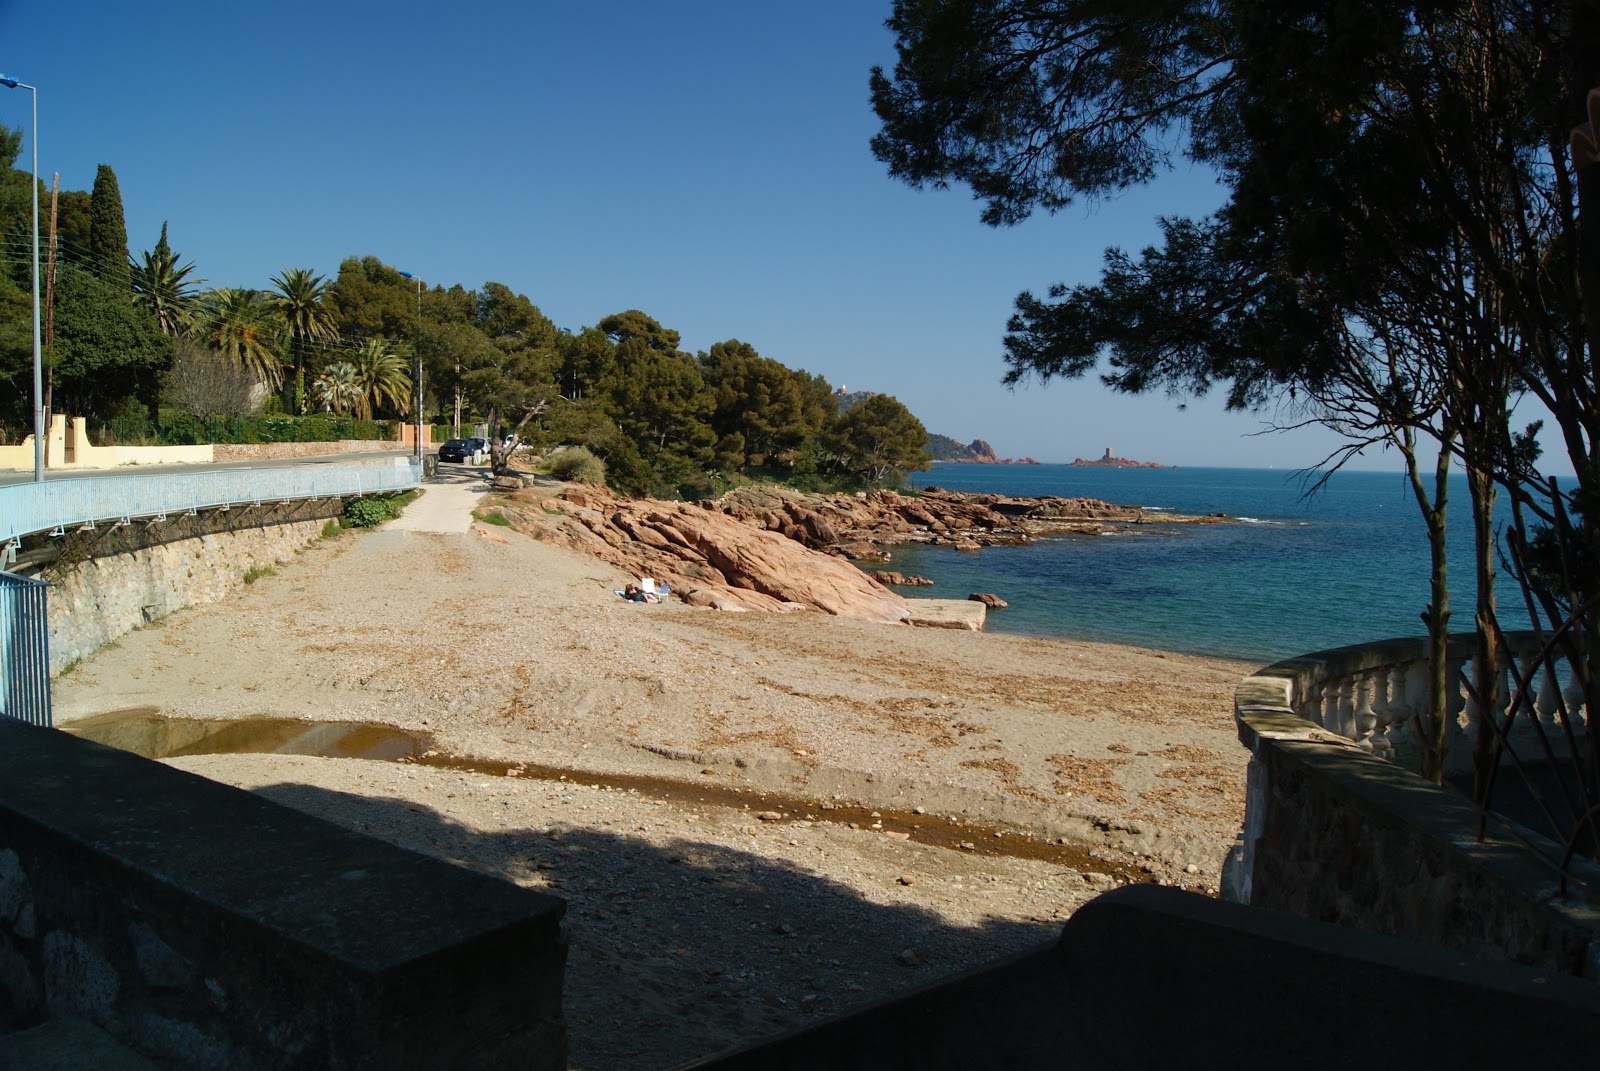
[1407,438,1453,783]
[1468,464,1501,799]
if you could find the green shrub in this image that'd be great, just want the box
[479,510,512,527]
[548,446,607,485]
[321,519,343,539]
[243,565,275,584]
[342,494,405,528]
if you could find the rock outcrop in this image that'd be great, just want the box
[709,486,1225,552]
[487,481,1227,623]
[491,486,909,623]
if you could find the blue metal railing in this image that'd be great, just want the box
[0,571,50,726]
[0,458,421,555]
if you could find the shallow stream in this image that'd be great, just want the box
[65,708,1146,881]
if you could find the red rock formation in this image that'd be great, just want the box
[490,483,1225,621]
[494,486,909,623]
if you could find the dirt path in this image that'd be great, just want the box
[54,508,1255,1069]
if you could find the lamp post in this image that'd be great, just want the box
[397,271,423,462]
[1,74,42,482]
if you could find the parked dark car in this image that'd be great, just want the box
[438,439,472,463]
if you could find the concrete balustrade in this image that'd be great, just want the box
[1237,632,1588,777]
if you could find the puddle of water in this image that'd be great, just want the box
[65,709,1144,881]
[66,709,428,763]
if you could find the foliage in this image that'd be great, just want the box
[926,433,978,461]
[269,267,337,412]
[0,258,32,431]
[598,336,714,494]
[49,264,173,421]
[698,339,830,471]
[547,445,606,485]
[341,493,406,528]
[825,393,930,486]
[310,361,360,414]
[197,287,281,389]
[0,123,31,245]
[598,309,680,352]
[242,565,275,584]
[422,320,499,430]
[327,256,420,340]
[116,410,393,445]
[87,164,131,293]
[130,222,202,336]
[347,338,411,420]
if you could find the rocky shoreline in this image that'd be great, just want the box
[485,479,1229,621]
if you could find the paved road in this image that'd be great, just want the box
[385,464,488,533]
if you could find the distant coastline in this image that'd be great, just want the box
[939,456,1040,465]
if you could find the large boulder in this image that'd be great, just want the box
[505,487,908,624]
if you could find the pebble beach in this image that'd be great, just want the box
[52,471,1256,1069]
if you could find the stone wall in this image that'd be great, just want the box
[37,499,344,675]
[1233,708,1600,979]
[211,440,404,462]
[0,719,566,1069]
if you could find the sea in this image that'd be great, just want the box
[895,463,1537,665]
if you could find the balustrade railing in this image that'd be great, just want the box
[1235,632,1589,778]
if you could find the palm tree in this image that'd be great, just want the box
[199,288,281,390]
[311,362,360,414]
[130,222,203,335]
[268,267,337,413]
[348,338,412,421]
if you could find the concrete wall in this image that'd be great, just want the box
[690,885,1600,1070]
[1233,708,1600,979]
[0,416,213,471]
[0,719,566,1069]
[0,415,408,471]
[36,499,344,675]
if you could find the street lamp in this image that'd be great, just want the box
[1,74,42,482]
[397,270,423,462]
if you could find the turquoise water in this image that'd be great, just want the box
[896,464,1522,663]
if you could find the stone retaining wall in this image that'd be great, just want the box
[39,500,344,675]
[0,719,566,1069]
[1232,708,1600,979]
[211,440,402,462]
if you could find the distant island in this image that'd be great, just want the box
[925,434,1039,465]
[1069,448,1170,469]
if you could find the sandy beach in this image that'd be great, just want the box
[51,472,1256,1069]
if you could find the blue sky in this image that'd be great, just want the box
[0,2,1569,472]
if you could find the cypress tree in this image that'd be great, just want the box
[88,163,131,294]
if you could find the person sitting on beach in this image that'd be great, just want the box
[618,578,669,603]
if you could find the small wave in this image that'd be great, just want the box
[1141,505,1170,511]
[1237,516,1282,525]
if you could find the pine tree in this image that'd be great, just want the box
[88,163,131,293]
